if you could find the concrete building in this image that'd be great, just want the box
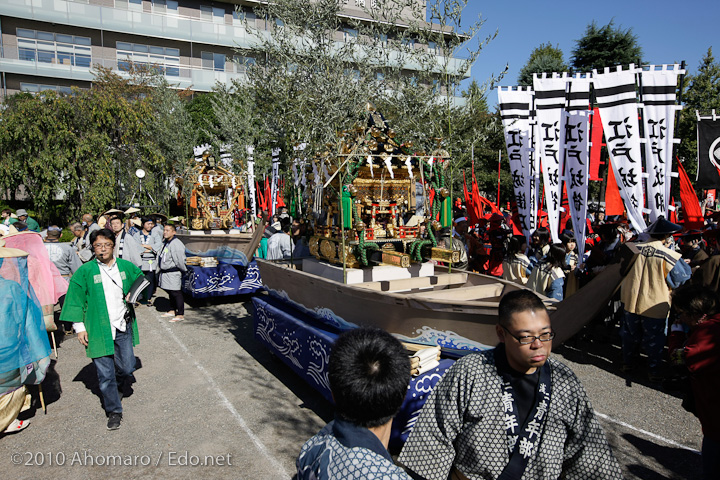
[0,0,469,101]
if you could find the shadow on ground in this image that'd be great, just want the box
[173,293,334,464]
[557,322,684,400]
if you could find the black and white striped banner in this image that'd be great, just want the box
[641,65,683,222]
[498,87,538,238]
[533,73,568,243]
[564,75,592,261]
[593,65,646,233]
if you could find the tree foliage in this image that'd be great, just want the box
[517,43,568,86]
[0,65,190,222]
[571,20,643,72]
[676,47,720,176]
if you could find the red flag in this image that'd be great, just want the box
[257,181,267,212]
[276,177,286,208]
[605,164,624,216]
[589,108,605,181]
[677,160,704,229]
[669,198,678,224]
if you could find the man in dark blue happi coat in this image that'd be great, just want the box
[296,328,412,480]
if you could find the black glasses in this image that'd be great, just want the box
[502,325,555,345]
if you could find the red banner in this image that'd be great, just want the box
[605,162,624,216]
[589,108,605,181]
[677,160,704,229]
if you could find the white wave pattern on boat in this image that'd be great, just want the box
[306,339,331,392]
[267,289,358,332]
[184,271,236,293]
[254,302,303,369]
[395,326,493,352]
[241,263,263,290]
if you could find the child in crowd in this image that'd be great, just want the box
[501,235,531,285]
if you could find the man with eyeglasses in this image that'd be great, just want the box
[60,228,145,431]
[399,290,622,480]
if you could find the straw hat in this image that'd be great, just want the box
[124,207,141,215]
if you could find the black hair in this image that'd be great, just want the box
[543,244,567,269]
[505,235,527,260]
[531,227,550,246]
[109,215,123,224]
[498,290,548,328]
[140,216,154,225]
[165,223,177,231]
[90,228,116,247]
[329,328,411,428]
[559,233,575,245]
[13,221,28,231]
[672,284,720,317]
[1,209,11,215]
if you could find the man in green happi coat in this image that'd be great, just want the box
[60,228,145,430]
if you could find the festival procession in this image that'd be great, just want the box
[0,0,719,479]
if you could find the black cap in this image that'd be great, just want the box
[645,216,683,235]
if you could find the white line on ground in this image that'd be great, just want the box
[596,412,701,454]
[154,313,290,478]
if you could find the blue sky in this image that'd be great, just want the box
[455,1,718,107]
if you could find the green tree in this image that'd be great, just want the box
[676,47,720,177]
[518,43,568,86]
[571,20,643,72]
[185,92,219,145]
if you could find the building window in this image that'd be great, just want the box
[17,29,92,67]
[432,79,440,94]
[115,0,143,11]
[201,51,226,72]
[201,5,225,23]
[375,72,385,81]
[233,55,255,74]
[401,37,415,49]
[233,8,256,26]
[343,28,358,42]
[20,83,75,95]
[428,41,437,55]
[116,41,180,76]
[344,68,360,80]
[152,0,178,14]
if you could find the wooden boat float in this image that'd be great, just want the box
[256,244,636,351]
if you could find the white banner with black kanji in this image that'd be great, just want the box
[246,145,257,217]
[270,147,281,215]
[593,65,646,233]
[641,65,682,222]
[498,87,537,238]
[564,75,592,261]
[533,73,568,243]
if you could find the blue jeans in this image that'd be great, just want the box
[619,311,667,370]
[92,326,135,414]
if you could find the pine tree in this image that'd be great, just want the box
[571,21,643,72]
[518,43,568,86]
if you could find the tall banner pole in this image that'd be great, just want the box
[497,150,502,207]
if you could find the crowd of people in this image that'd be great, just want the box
[0,208,188,432]
[2,202,719,477]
